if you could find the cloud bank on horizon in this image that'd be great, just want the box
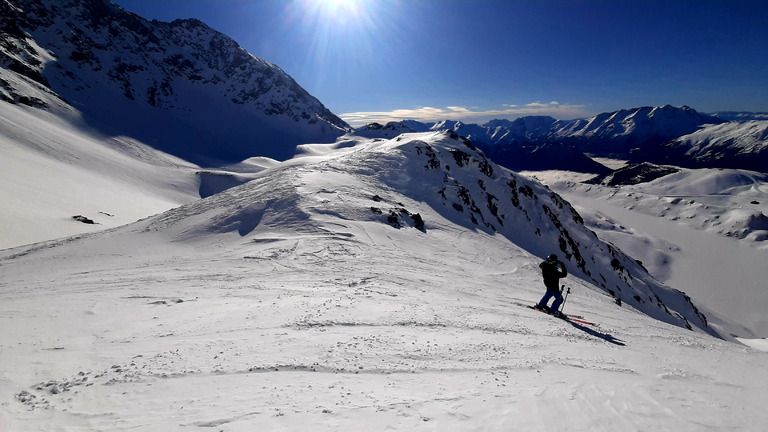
[341,101,592,127]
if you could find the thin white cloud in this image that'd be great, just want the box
[340,102,593,127]
[525,101,561,108]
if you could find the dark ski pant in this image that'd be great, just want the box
[538,289,563,312]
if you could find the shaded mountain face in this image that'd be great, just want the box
[630,121,768,172]
[364,118,607,174]
[354,121,416,139]
[482,142,611,175]
[0,0,349,164]
[586,162,681,186]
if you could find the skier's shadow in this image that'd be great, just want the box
[567,321,626,346]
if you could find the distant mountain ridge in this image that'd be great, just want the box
[632,120,768,172]
[370,105,723,153]
[0,0,349,163]
[555,105,724,156]
[711,112,768,122]
[361,105,768,174]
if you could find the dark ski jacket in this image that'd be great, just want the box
[539,260,567,292]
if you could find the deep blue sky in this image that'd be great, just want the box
[114,0,768,126]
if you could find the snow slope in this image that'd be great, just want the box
[0,98,271,250]
[0,100,197,249]
[551,168,768,337]
[1,132,767,431]
[136,130,712,336]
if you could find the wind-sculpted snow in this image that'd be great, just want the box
[0,0,349,162]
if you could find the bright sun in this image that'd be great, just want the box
[288,0,396,74]
[316,0,363,23]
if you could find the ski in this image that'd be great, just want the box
[567,317,599,327]
[527,305,599,327]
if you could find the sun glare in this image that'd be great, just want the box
[285,0,405,86]
[300,0,370,26]
[320,0,361,22]
[290,0,383,58]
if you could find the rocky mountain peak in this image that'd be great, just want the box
[0,0,349,163]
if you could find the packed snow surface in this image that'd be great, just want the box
[2,132,767,431]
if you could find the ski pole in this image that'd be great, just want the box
[559,285,570,313]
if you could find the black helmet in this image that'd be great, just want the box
[547,254,558,262]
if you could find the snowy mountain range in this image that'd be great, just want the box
[368,105,723,154]
[0,0,349,163]
[362,105,768,174]
[3,0,766,171]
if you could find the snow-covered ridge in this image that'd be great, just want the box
[353,121,416,138]
[556,105,723,154]
[586,162,681,187]
[136,130,712,335]
[0,0,349,162]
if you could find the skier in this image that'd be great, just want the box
[534,254,567,317]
